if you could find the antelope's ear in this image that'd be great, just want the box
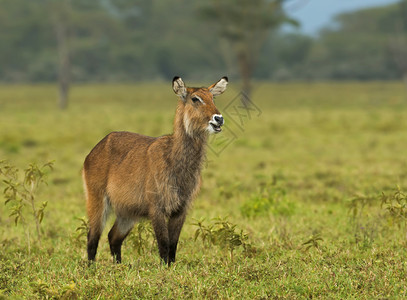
[209,76,228,96]
[172,76,187,100]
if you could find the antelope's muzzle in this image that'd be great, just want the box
[209,114,224,133]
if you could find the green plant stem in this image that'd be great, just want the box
[26,227,31,255]
[31,196,42,245]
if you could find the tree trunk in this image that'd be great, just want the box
[219,38,238,79]
[241,70,251,105]
[55,19,70,110]
[236,48,253,107]
[52,0,71,110]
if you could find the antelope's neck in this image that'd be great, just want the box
[170,104,208,173]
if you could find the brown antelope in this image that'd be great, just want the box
[83,76,228,265]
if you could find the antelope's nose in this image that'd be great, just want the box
[214,115,224,126]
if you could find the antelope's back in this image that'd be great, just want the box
[83,131,156,192]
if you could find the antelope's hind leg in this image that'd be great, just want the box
[108,217,135,263]
[86,194,110,262]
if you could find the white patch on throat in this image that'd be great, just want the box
[183,112,193,136]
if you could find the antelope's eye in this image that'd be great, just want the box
[191,97,201,103]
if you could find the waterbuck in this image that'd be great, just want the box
[83,76,228,265]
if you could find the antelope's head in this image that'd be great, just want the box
[172,76,228,136]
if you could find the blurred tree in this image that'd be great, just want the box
[0,0,56,81]
[1,0,406,86]
[48,0,127,108]
[200,0,297,101]
[50,0,72,110]
[304,3,403,81]
[256,33,313,80]
[388,0,407,88]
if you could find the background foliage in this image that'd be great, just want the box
[0,0,406,83]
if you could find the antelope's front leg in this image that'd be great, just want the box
[151,211,170,265]
[168,210,186,265]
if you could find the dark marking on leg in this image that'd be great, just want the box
[87,228,101,262]
[151,212,170,265]
[168,211,186,265]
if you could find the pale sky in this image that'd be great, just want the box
[283,0,400,35]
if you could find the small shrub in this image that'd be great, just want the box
[0,161,53,251]
[127,220,154,255]
[72,217,89,249]
[192,217,252,262]
[381,186,407,237]
[192,218,215,248]
[302,233,324,252]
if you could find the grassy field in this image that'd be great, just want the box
[1,81,407,299]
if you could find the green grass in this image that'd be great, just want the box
[1,81,407,298]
